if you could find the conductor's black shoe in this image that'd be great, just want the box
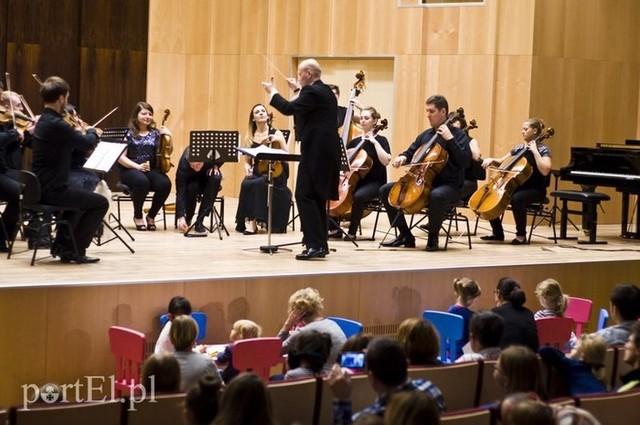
[380,235,416,248]
[295,247,328,260]
[60,254,100,264]
[480,234,504,242]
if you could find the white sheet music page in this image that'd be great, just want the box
[83,141,127,172]
[237,144,289,158]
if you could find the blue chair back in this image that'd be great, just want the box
[327,317,363,338]
[422,310,464,363]
[597,308,609,331]
[159,312,207,342]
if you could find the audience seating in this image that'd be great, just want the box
[576,389,640,423]
[535,316,574,349]
[9,401,122,425]
[408,362,481,411]
[613,347,634,390]
[603,347,616,390]
[327,316,364,338]
[108,326,146,397]
[476,360,506,406]
[232,337,282,381]
[440,407,493,425]
[268,377,321,425]
[125,393,187,425]
[565,296,593,337]
[422,310,464,363]
[159,312,207,343]
[597,308,609,331]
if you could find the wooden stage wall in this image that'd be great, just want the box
[1,258,639,406]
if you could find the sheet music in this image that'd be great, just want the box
[237,144,290,159]
[83,141,127,172]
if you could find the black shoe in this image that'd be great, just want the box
[510,237,527,245]
[425,244,439,252]
[343,234,357,241]
[0,244,8,253]
[295,247,328,260]
[60,254,100,264]
[380,235,416,248]
[480,234,504,242]
[194,222,208,235]
[328,231,342,239]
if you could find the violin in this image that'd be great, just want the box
[157,109,173,174]
[329,118,388,219]
[0,106,35,131]
[256,113,286,178]
[388,107,464,214]
[468,127,555,220]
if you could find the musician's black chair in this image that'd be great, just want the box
[172,194,227,238]
[7,171,80,265]
[112,182,167,230]
[362,197,388,240]
[410,206,472,250]
[523,198,557,243]
[551,190,610,244]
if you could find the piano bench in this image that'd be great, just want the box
[551,190,610,244]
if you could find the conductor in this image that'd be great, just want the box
[262,59,341,260]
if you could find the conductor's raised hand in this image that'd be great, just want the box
[261,77,277,95]
[285,77,300,92]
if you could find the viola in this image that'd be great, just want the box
[157,109,173,173]
[388,107,464,214]
[329,118,388,219]
[468,127,555,220]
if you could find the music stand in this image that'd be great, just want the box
[183,131,240,238]
[237,145,301,254]
[84,127,135,253]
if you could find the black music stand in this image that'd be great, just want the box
[237,145,301,254]
[185,131,240,238]
[84,127,135,253]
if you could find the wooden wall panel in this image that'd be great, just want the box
[422,6,462,55]
[266,0,301,55]
[297,0,333,54]
[209,1,243,55]
[0,0,6,77]
[494,0,534,55]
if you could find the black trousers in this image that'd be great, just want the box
[120,169,171,219]
[489,187,547,238]
[41,188,109,255]
[295,163,329,251]
[380,182,461,243]
[182,174,222,224]
[0,172,20,246]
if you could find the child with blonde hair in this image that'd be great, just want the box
[534,278,568,319]
[540,333,607,395]
[447,277,482,359]
[217,319,262,383]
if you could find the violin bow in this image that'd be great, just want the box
[92,106,119,127]
[31,74,44,86]
[4,72,18,126]
[18,94,36,120]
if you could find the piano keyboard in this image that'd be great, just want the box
[570,170,640,181]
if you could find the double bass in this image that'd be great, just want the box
[388,107,464,214]
[468,127,555,220]
[157,109,173,173]
[329,118,389,219]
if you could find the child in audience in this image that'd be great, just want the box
[396,318,441,366]
[212,372,275,425]
[216,319,262,384]
[456,311,504,363]
[141,353,181,393]
[383,391,441,425]
[493,345,546,399]
[539,334,607,395]
[155,295,192,355]
[534,278,568,319]
[184,373,223,425]
[285,329,333,380]
[447,277,482,358]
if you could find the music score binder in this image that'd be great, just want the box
[83,141,127,173]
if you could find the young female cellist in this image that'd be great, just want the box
[479,118,552,245]
[328,106,391,241]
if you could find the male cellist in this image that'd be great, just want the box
[379,94,471,251]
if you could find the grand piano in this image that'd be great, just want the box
[560,140,640,238]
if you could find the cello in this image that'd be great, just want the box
[388,107,464,215]
[468,127,554,220]
[329,118,389,219]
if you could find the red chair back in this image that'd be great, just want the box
[108,326,146,396]
[565,296,593,337]
[233,337,283,381]
[536,317,574,349]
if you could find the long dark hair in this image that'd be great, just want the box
[496,277,527,308]
[128,101,157,135]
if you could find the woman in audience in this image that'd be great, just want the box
[217,319,262,384]
[170,315,221,391]
[534,278,569,319]
[212,372,274,425]
[539,334,607,395]
[285,329,333,380]
[184,373,223,425]
[456,311,504,363]
[492,277,539,352]
[141,353,181,393]
[383,391,441,425]
[447,277,482,358]
[396,318,441,366]
[277,287,346,372]
[493,345,546,399]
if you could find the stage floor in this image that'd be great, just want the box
[2,197,639,289]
